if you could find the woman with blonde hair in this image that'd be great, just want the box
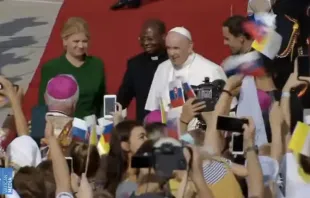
[38,17,106,118]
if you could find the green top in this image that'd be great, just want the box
[38,54,106,119]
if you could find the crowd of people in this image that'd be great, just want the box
[0,0,309,198]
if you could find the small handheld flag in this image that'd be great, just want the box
[97,135,110,155]
[71,118,88,142]
[159,98,167,124]
[289,122,310,157]
[243,12,282,60]
[222,51,265,77]
[180,78,196,99]
[169,80,185,108]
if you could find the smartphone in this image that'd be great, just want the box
[297,55,310,77]
[103,95,116,118]
[65,157,73,173]
[216,116,249,133]
[232,132,244,155]
[31,105,48,145]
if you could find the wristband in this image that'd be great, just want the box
[281,91,290,98]
[222,89,233,97]
[245,146,258,155]
[180,119,189,125]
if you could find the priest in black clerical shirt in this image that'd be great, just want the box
[117,19,168,122]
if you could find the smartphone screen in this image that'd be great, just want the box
[298,56,310,77]
[232,133,244,154]
[65,157,73,173]
[104,96,116,117]
[216,116,249,133]
[31,105,48,145]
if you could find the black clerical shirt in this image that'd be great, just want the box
[117,51,168,122]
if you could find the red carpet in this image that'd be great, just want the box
[22,0,246,120]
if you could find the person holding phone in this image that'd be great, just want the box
[38,17,106,119]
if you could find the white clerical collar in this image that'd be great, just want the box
[46,111,69,117]
[174,52,196,69]
[151,56,159,61]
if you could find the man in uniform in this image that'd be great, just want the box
[117,19,168,121]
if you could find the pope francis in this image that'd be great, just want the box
[145,27,227,111]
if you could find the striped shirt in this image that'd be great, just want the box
[202,160,228,185]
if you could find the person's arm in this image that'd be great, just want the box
[244,118,264,198]
[269,102,285,162]
[203,83,235,155]
[46,121,71,195]
[10,94,28,136]
[117,62,135,110]
[190,146,214,198]
[0,76,28,136]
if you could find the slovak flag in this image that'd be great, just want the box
[222,51,265,77]
[71,118,88,142]
[169,80,185,108]
[180,78,196,98]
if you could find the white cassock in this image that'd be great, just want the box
[145,52,227,112]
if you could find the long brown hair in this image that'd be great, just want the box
[104,120,143,195]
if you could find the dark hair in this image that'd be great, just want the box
[299,154,310,174]
[69,142,100,178]
[36,160,56,198]
[13,166,46,198]
[223,15,252,40]
[134,139,155,178]
[135,139,155,156]
[145,122,167,140]
[142,19,166,35]
[104,120,143,195]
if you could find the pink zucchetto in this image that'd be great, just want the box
[144,110,162,124]
[46,74,79,101]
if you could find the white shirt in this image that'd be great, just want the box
[145,53,227,111]
[277,153,310,198]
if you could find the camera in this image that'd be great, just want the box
[131,138,187,179]
[192,77,225,112]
